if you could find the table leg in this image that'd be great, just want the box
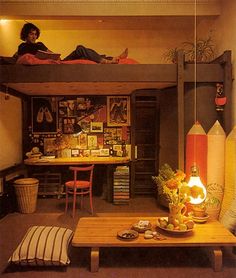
[91,247,99,272]
[208,247,222,272]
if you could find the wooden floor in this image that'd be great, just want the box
[36,195,168,216]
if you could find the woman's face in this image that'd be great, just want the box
[26,29,38,43]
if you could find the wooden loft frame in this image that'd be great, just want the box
[177,50,232,170]
[0,50,232,171]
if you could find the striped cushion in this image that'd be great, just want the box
[8,226,73,266]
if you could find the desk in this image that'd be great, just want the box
[72,216,236,272]
[24,157,130,201]
[24,157,130,166]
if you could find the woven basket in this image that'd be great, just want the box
[14,178,39,213]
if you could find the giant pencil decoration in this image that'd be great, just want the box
[220,125,236,220]
[185,122,207,185]
[206,121,225,220]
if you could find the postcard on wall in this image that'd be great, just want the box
[90,122,103,133]
[83,149,90,157]
[67,100,77,117]
[97,134,104,148]
[71,149,80,157]
[107,96,130,126]
[43,138,56,156]
[99,148,110,157]
[87,135,98,149]
[91,149,100,157]
[79,133,87,149]
[113,144,123,157]
[62,117,76,134]
[32,97,58,134]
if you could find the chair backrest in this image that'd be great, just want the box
[69,165,94,186]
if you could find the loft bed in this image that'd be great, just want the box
[0,50,233,170]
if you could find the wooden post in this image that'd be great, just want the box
[130,92,136,198]
[222,51,232,134]
[177,50,185,171]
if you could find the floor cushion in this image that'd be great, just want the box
[8,226,73,266]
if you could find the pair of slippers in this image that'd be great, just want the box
[37,106,53,123]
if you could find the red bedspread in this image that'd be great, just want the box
[16,54,139,65]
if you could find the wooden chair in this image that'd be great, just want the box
[65,165,94,217]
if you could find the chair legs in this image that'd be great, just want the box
[65,189,93,217]
[80,191,84,210]
[72,190,77,218]
[65,187,68,213]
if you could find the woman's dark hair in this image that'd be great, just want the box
[20,22,40,41]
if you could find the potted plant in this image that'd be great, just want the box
[182,35,215,62]
[162,47,184,63]
[162,32,216,63]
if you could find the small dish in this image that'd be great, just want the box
[189,212,209,223]
[132,221,152,233]
[117,229,139,241]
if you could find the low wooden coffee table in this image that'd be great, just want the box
[72,216,236,272]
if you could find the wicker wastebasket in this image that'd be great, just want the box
[14,178,39,213]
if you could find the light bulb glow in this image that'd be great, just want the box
[188,175,207,205]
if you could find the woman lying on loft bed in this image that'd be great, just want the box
[14,22,131,65]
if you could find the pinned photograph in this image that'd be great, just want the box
[90,122,103,133]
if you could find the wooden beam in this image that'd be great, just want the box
[0,84,28,100]
[0,64,176,83]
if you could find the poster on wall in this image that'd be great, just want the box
[107,96,130,126]
[32,97,58,134]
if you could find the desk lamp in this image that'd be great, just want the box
[73,124,83,137]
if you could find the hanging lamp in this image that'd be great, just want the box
[187,0,207,206]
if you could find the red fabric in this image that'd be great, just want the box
[16,54,61,65]
[16,54,139,65]
[61,59,96,65]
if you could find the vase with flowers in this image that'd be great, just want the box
[152,164,205,231]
